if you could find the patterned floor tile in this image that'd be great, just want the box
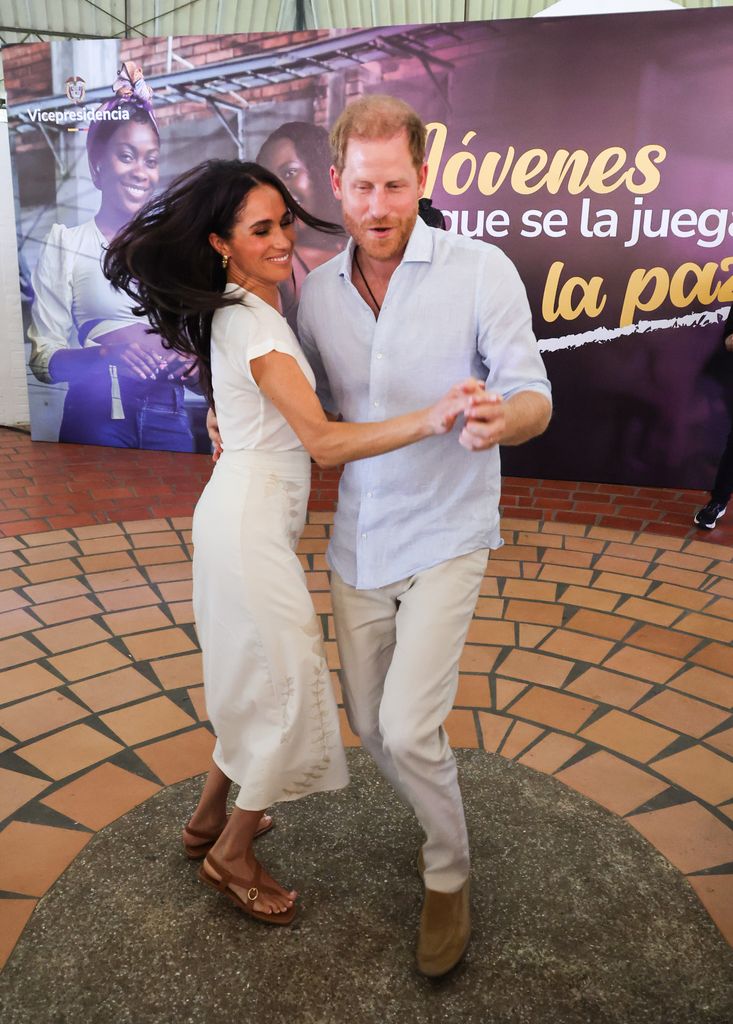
[628,802,733,873]
[508,687,597,732]
[688,876,733,947]
[495,648,573,689]
[40,763,161,830]
[0,821,91,896]
[0,767,49,822]
[100,696,196,746]
[0,900,36,970]
[133,726,216,784]
[478,711,513,752]
[0,663,64,705]
[650,746,733,806]
[518,733,585,775]
[69,667,161,713]
[556,750,668,816]
[579,709,678,762]
[634,690,730,739]
[14,723,124,780]
[0,690,88,742]
[667,667,732,709]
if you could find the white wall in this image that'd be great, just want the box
[0,94,29,428]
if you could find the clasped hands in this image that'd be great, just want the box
[97,324,196,382]
[431,378,507,451]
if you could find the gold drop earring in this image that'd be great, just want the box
[221,254,229,269]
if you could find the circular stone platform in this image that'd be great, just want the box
[2,751,732,1024]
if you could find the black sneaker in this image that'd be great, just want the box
[693,500,727,529]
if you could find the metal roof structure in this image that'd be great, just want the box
[0,0,727,46]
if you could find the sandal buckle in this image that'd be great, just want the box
[247,887,259,902]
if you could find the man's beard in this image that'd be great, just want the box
[342,208,418,262]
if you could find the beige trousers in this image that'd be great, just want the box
[331,548,489,892]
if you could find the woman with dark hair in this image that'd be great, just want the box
[257,121,343,310]
[28,62,196,450]
[105,158,477,926]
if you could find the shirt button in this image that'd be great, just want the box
[373,400,379,407]
[367,491,373,498]
[361,532,367,539]
[376,353,383,359]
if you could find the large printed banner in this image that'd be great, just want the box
[5,9,733,485]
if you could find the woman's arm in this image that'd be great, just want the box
[251,351,476,469]
[28,225,77,384]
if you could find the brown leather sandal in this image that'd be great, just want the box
[197,852,297,926]
[182,814,273,860]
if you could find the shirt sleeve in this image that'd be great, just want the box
[476,247,552,406]
[222,303,303,386]
[297,276,336,413]
[27,224,75,383]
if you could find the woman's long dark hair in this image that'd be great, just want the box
[103,159,342,403]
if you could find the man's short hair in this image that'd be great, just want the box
[330,94,427,175]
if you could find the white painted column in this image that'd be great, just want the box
[0,53,29,428]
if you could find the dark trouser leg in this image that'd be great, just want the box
[711,422,733,505]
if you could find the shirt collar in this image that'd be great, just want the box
[338,214,435,279]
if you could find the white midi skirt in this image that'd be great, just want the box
[191,448,349,810]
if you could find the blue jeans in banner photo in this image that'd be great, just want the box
[59,370,195,452]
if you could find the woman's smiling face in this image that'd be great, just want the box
[211,184,296,301]
[95,120,160,219]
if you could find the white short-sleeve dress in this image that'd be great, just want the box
[192,285,348,809]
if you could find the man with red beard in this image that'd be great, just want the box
[298,94,552,976]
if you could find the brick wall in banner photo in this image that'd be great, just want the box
[119,32,331,74]
[2,44,52,103]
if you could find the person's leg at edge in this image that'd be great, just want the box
[183,759,272,852]
[711,422,733,506]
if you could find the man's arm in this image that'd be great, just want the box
[468,246,552,452]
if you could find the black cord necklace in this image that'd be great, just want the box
[353,248,382,315]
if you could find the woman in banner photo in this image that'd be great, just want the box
[28,61,198,451]
[104,159,479,925]
[256,122,344,315]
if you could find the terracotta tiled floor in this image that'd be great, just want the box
[0,427,732,967]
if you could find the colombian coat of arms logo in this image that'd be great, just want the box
[65,76,86,104]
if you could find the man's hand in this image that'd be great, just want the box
[206,407,223,462]
[428,379,484,435]
[460,389,552,451]
[459,390,506,450]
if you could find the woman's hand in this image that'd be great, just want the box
[426,379,484,436]
[98,324,167,380]
[206,407,223,462]
[725,333,733,353]
[161,353,198,382]
[97,326,194,382]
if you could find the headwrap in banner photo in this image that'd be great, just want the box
[4,8,732,484]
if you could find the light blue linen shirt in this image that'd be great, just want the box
[298,216,552,591]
